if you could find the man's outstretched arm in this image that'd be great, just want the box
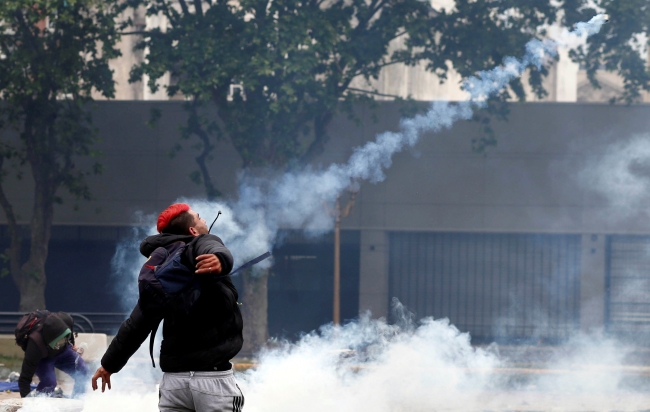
[92,302,161,391]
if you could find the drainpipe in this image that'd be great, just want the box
[333,191,356,325]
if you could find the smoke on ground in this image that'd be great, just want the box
[26,300,648,411]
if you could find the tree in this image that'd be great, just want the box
[0,0,126,311]
[571,0,650,104]
[131,0,642,351]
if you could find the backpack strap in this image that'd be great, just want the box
[149,319,162,368]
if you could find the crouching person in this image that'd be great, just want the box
[92,203,245,412]
[16,310,89,398]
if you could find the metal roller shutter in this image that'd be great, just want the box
[389,232,581,343]
[606,235,650,338]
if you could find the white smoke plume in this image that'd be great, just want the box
[239,306,499,412]
[239,309,650,412]
[65,303,648,412]
[110,213,157,310]
[182,14,608,271]
[579,133,650,217]
[104,15,609,278]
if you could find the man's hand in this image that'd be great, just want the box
[195,254,222,274]
[91,366,112,392]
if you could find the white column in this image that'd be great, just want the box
[580,234,607,331]
[143,13,171,100]
[555,48,579,102]
[359,230,390,318]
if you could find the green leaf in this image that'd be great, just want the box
[148,108,162,129]
[189,170,203,185]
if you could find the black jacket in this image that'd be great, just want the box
[101,233,243,373]
[19,312,75,397]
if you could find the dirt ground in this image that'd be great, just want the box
[0,392,19,401]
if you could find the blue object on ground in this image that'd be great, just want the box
[0,381,37,392]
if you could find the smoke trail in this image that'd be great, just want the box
[579,133,650,218]
[186,14,609,270]
[110,213,157,311]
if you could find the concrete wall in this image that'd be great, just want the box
[0,102,243,226]
[336,103,650,235]
[4,101,650,331]
[4,103,649,233]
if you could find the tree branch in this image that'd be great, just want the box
[349,57,410,79]
[158,1,180,25]
[13,11,40,51]
[193,0,204,17]
[299,110,333,165]
[186,99,221,200]
[355,0,384,32]
[118,30,149,35]
[178,0,190,16]
[370,0,386,17]
[346,87,401,99]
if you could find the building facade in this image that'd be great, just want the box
[1,101,650,342]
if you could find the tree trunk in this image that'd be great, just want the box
[16,267,46,311]
[13,118,57,311]
[16,176,54,311]
[240,269,269,356]
[186,99,222,200]
[0,158,26,310]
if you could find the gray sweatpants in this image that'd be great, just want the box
[158,370,244,412]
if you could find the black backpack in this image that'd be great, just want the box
[138,242,199,367]
[138,241,199,316]
[15,310,50,351]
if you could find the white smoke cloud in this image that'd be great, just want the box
[110,213,157,311]
[579,133,650,217]
[176,15,609,271]
[238,308,648,412]
[49,302,645,412]
[239,308,499,412]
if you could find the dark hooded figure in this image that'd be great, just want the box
[92,203,244,412]
[18,311,89,398]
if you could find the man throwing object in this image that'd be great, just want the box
[92,203,244,412]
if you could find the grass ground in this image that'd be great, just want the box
[0,354,22,377]
[0,336,23,380]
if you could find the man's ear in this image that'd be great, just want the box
[188,226,199,237]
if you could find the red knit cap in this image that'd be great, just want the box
[157,203,190,233]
